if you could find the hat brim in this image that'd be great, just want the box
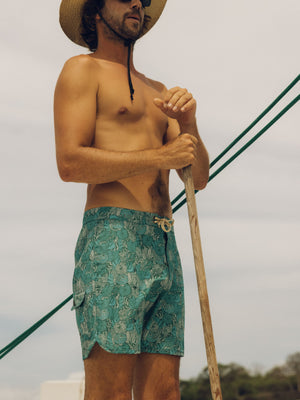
[59,0,167,48]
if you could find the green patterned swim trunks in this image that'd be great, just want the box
[72,207,185,359]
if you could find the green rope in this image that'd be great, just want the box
[172,94,300,214]
[171,74,300,208]
[0,295,73,359]
[1,78,299,360]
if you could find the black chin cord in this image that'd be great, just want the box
[126,42,135,101]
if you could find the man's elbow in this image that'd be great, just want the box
[57,163,73,182]
[57,155,78,182]
[194,179,208,191]
[194,170,209,190]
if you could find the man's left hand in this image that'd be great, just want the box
[153,86,196,126]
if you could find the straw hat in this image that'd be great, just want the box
[59,0,167,48]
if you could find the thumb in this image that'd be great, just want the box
[153,98,165,109]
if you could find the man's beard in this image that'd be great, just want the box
[102,11,144,42]
[121,19,143,40]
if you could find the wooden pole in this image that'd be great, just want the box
[182,165,223,400]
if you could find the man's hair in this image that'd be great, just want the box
[81,0,105,51]
[81,0,152,51]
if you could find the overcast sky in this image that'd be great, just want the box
[0,0,299,399]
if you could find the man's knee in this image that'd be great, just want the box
[85,395,131,400]
[84,387,132,400]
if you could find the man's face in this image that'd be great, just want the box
[101,0,145,41]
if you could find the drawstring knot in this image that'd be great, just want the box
[154,217,174,233]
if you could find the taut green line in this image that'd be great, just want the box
[171,74,299,208]
[172,94,299,214]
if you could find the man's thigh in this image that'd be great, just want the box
[133,353,181,400]
[84,343,137,400]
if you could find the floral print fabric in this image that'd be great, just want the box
[72,207,185,359]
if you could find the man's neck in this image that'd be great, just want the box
[93,26,135,70]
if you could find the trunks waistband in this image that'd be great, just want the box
[83,207,174,231]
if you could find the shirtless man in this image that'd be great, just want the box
[54,0,209,399]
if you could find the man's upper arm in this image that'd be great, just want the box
[54,56,98,172]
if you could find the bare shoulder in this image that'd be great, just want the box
[56,54,99,92]
[63,54,98,71]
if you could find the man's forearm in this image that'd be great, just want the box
[57,130,200,184]
[179,119,210,190]
[58,146,162,184]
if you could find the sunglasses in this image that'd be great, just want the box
[119,0,152,8]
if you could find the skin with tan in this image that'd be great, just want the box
[54,0,209,398]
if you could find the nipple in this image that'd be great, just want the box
[118,106,129,115]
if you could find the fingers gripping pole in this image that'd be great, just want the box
[182,165,223,400]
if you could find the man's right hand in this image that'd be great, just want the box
[158,133,198,170]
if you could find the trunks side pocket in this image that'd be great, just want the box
[71,291,85,311]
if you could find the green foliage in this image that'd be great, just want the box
[180,352,300,400]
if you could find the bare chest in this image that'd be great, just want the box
[93,66,168,151]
